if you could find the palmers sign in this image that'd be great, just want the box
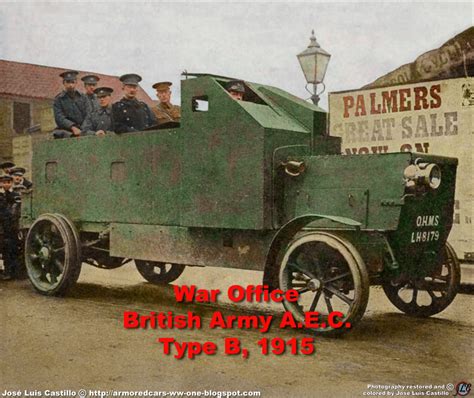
[329,77,473,259]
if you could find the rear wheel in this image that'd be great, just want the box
[135,260,185,284]
[25,214,81,296]
[278,232,369,335]
[382,243,460,317]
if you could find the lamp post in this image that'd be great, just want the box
[297,30,331,106]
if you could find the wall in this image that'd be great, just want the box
[0,95,53,171]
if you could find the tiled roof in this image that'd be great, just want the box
[0,59,155,105]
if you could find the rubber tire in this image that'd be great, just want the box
[278,231,370,336]
[25,213,81,296]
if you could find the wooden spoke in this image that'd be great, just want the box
[324,285,353,306]
[309,289,323,312]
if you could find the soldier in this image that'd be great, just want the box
[226,80,246,101]
[113,74,157,134]
[10,167,33,190]
[81,74,100,112]
[53,70,90,138]
[151,81,181,125]
[0,175,21,281]
[81,87,115,136]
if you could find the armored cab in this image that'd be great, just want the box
[21,74,459,334]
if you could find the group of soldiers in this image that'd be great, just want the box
[52,71,182,138]
[0,162,32,280]
[53,70,247,138]
[0,72,247,279]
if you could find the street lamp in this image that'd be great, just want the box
[297,30,331,106]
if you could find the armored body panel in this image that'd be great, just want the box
[27,76,327,231]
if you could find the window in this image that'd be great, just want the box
[192,96,209,112]
[217,81,267,105]
[13,102,31,134]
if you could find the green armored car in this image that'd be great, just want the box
[21,73,460,334]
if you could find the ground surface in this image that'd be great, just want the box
[1,264,473,398]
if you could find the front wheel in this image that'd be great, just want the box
[25,214,81,296]
[382,243,460,317]
[135,260,185,284]
[278,231,370,335]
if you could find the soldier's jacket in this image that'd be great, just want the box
[4,190,21,207]
[1,190,21,227]
[53,90,90,130]
[86,93,100,113]
[81,105,114,135]
[0,190,21,276]
[22,178,33,190]
[112,98,157,134]
[152,102,181,125]
[0,192,7,218]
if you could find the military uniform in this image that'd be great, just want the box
[152,102,181,125]
[53,71,90,138]
[82,75,100,113]
[152,81,181,125]
[81,105,114,135]
[81,87,115,135]
[113,74,156,134]
[20,178,32,190]
[85,93,100,113]
[53,90,89,130]
[0,176,21,280]
[113,99,156,133]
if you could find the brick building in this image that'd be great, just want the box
[0,59,155,167]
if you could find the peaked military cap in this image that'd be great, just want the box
[120,74,142,86]
[60,70,79,82]
[0,174,13,182]
[81,75,100,85]
[9,167,26,176]
[94,87,114,97]
[152,81,172,91]
[0,161,15,169]
[226,80,245,94]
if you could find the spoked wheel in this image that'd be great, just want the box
[135,260,185,284]
[25,214,81,296]
[382,243,460,317]
[279,232,369,335]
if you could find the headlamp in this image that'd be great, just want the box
[403,160,441,190]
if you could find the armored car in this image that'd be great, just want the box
[21,73,460,334]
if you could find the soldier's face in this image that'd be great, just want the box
[13,175,22,184]
[63,80,77,92]
[229,91,244,101]
[3,180,12,190]
[123,84,138,99]
[85,83,97,95]
[156,89,171,104]
[98,95,111,107]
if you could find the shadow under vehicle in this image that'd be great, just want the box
[20,73,460,334]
